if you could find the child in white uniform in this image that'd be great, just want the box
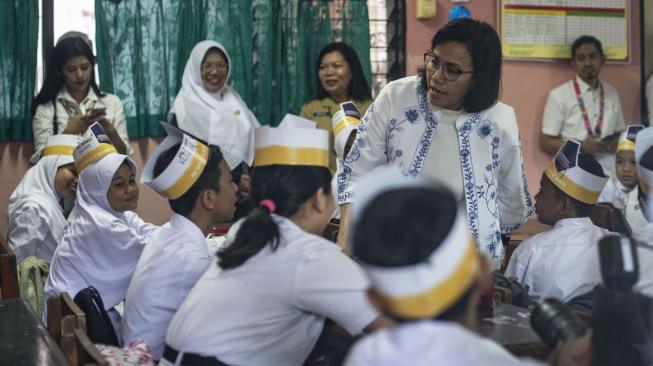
[7,134,81,263]
[506,140,611,302]
[45,124,157,333]
[121,125,238,358]
[598,125,643,209]
[330,101,361,220]
[344,166,549,366]
[161,121,382,366]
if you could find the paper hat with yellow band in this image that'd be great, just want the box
[351,166,479,319]
[73,122,118,172]
[43,134,83,159]
[331,101,361,156]
[617,125,645,152]
[253,114,329,168]
[141,123,210,200]
[544,139,608,204]
[635,127,653,195]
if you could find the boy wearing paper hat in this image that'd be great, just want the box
[506,140,611,302]
[121,124,238,358]
[344,166,549,365]
[597,125,644,208]
[330,101,361,219]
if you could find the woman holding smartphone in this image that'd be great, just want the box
[31,34,131,163]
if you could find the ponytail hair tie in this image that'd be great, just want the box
[259,199,276,213]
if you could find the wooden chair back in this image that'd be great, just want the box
[0,235,19,299]
[60,315,108,366]
[48,292,86,344]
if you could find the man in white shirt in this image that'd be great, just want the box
[121,125,238,358]
[540,35,625,175]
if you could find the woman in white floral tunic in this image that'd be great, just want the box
[337,19,534,269]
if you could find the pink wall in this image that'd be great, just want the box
[0,140,173,236]
[406,0,642,193]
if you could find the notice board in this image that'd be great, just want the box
[500,0,629,60]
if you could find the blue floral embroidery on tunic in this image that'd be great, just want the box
[477,119,493,139]
[405,107,419,124]
[410,85,439,176]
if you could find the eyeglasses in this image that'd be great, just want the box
[201,62,229,73]
[423,53,474,81]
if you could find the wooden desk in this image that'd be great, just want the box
[0,298,69,365]
[479,303,550,360]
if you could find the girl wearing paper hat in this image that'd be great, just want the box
[7,134,82,264]
[597,125,644,209]
[161,121,385,366]
[45,124,158,331]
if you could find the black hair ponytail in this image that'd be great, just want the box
[217,165,331,270]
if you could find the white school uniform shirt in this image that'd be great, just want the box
[338,76,534,269]
[505,217,610,302]
[169,40,260,169]
[121,214,212,359]
[541,76,625,175]
[597,176,632,209]
[7,154,72,263]
[344,320,544,366]
[32,88,132,163]
[623,189,650,243]
[163,215,378,366]
[45,154,158,309]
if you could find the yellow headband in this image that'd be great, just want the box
[545,140,608,204]
[141,123,210,200]
[254,124,329,168]
[364,214,479,319]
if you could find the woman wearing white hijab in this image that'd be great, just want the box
[45,152,158,322]
[7,135,80,263]
[169,40,259,211]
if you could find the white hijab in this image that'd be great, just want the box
[45,153,155,309]
[170,40,260,169]
[7,154,73,259]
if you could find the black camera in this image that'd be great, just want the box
[530,298,586,349]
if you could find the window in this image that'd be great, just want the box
[37,0,96,92]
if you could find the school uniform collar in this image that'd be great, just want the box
[553,216,594,229]
[58,86,100,104]
[574,76,601,94]
[170,213,208,250]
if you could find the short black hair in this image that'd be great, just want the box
[315,42,372,101]
[571,35,604,59]
[551,152,606,217]
[153,143,224,216]
[418,18,502,113]
[352,186,475,321]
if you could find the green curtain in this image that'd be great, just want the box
[0,0,38,141]
[95,0,370,137]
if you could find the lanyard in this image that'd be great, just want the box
[573,79,605,136]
